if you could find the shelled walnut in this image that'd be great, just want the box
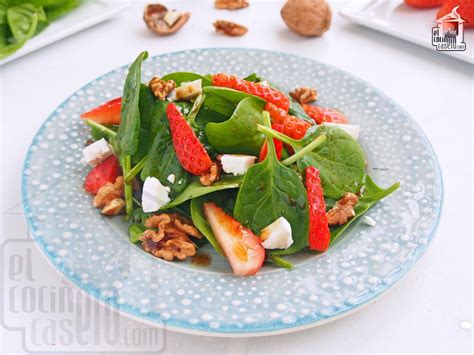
[213,20,248,36]
[215,0,249,10]
[140,214,202,261]
[326,192,359,226]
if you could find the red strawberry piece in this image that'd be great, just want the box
[166,103,213,176]
[302,105,349,125]
[405,0,445,8]
[84,155,121,194]
[213,73,290,112]
[437,0,474,27]
[283,115,312,140]
[203,202,265,276]
[306,167,331,252]
[259,123,284,162]
[265,102,288,124]
[81,97,122,125]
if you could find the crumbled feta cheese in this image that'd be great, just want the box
[361,215,377,227]
[142,177,171,213]
[82,138,113,167]
[220,154,256,176]
[323,122,360,140]
[163,10,182,27]
[176,79,202,101]
[260,217,293,249]
[167,174,176,184]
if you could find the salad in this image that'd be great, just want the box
[80,51,400,276]
[0,0,82,59]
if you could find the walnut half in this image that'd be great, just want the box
[326,192,359,226]
[199,163,221,186]
[215,0,249,10]
[290,87,318,104]
[93,177,125,216]
[149,77,176,100]
[140,213,202,261]
[213,20,248,37]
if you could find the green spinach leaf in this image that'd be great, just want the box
[116,51,148,156]
[44,0,80,21]
[297,125,366,199]
[330,175,400,244]
[206,96,266,155]
[202,86,264,117]
[129,223,145,244]
[163,175,243,209]
[140,128,189,196]
[288,98,313,123]
[161,72,212,87]
[234,112,309,256]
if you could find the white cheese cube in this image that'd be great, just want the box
[176,79,202,101]
[164,10,182,27]
[323,122,360,140]
[260,217,293,249]
[361,215,377,227]
[167,174,176,184]
[82,138,113,167]
[142,177,171,213]
[220,154,256,176]
[166,89,177,101]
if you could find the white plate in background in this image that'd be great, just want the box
[0,0,130,66]
[340,0,473,64]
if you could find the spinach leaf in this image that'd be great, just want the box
[140,128,189,196]
[206,96,266,155]
[297,125,366,199]
[163,175,243,209]
[190,190,239,256]
[0,4,38,59]
[234,112,309,256]
[288,98,313,123]
[330,175,400,244]
[132,84,168,163]
[243,73,262,82]
[202,86,264,118]
[116,51,148,156]
[0,1,8,47]
[7,4,46,41]
[129,223,145,244]
[161,72,212,87]
[44,0,80,21]
[259,124,366,199]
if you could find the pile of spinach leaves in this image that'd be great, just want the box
[0,0,82,59]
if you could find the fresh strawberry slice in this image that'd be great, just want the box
[437,1,474,27]
[404,0,444,8]
[203,202,265,276]
[259,123,284,162]
[306,167,331,251]
[302,105,349,125]
[166,103,213,176]
[81,97,122,125]
[265,102,288,124]
[213,73,290,112]
[283,115,312,140]
[84,155,121,194]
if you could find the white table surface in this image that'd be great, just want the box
[1,0,472,354]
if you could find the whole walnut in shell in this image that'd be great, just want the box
[281,0,332,37]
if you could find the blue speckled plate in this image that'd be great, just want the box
[21,48,443,336]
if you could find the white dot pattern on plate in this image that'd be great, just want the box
[22,48,442,335]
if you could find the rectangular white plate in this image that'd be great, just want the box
[0,0,130,66]
[340,0,473,65]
